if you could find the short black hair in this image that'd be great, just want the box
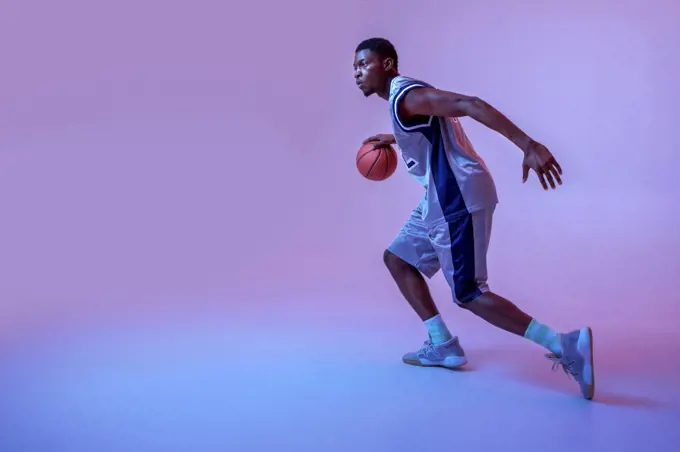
[355,37,398,69]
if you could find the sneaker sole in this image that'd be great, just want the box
[578,327,595,400]
[402,355,468,369]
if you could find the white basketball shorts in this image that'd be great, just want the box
[387,204,495,305]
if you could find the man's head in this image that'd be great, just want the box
[353,37,399,98]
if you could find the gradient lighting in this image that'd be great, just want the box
[1,0,679,451]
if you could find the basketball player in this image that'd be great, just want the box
[353,37,594,400]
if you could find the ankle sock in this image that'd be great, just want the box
[524,319,562,355]
[424,314,453,344]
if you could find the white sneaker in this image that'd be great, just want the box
[546,327,595,400]
[402,336,467,369]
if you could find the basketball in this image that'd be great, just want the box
[356,143,398,181]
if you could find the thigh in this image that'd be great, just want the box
[387,207,441,279]
[430,207,494,304]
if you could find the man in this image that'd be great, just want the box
[353,37,594,400]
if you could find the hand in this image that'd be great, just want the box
[363,134,396,150]
[521,140,563,190]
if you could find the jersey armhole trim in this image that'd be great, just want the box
[392,84,433,132]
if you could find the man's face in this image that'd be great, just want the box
[353,49,388,97]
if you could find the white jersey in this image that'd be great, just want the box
[388,75,499,226]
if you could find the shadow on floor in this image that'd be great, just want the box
[458,340,680,411]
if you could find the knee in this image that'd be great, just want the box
[457,298,475,310]
[383,249,410,273]
[454,284,484,309]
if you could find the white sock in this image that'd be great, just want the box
[424,314,453,344]
[524,319,562,355]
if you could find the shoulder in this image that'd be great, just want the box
[389,76,434,102]
[389,76,436,132]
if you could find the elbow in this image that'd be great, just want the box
[457,96,486,117]
[469,96,486,107]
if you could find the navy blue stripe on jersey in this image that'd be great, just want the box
[421,117,468,219]
[420,118,480,303]
[447,214,483,303]
[392,83,433,132]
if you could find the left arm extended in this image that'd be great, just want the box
[399,87,563,190]
[399,87,532,152]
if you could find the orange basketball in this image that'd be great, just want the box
[356,143,398,181]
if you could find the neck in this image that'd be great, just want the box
[377,72,399,100]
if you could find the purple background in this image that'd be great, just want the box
[1,0,679,451]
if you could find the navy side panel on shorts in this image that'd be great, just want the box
[447,214,483,303]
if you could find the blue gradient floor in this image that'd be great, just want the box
[1,312,679,452]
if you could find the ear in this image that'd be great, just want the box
[383,57,396,72]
